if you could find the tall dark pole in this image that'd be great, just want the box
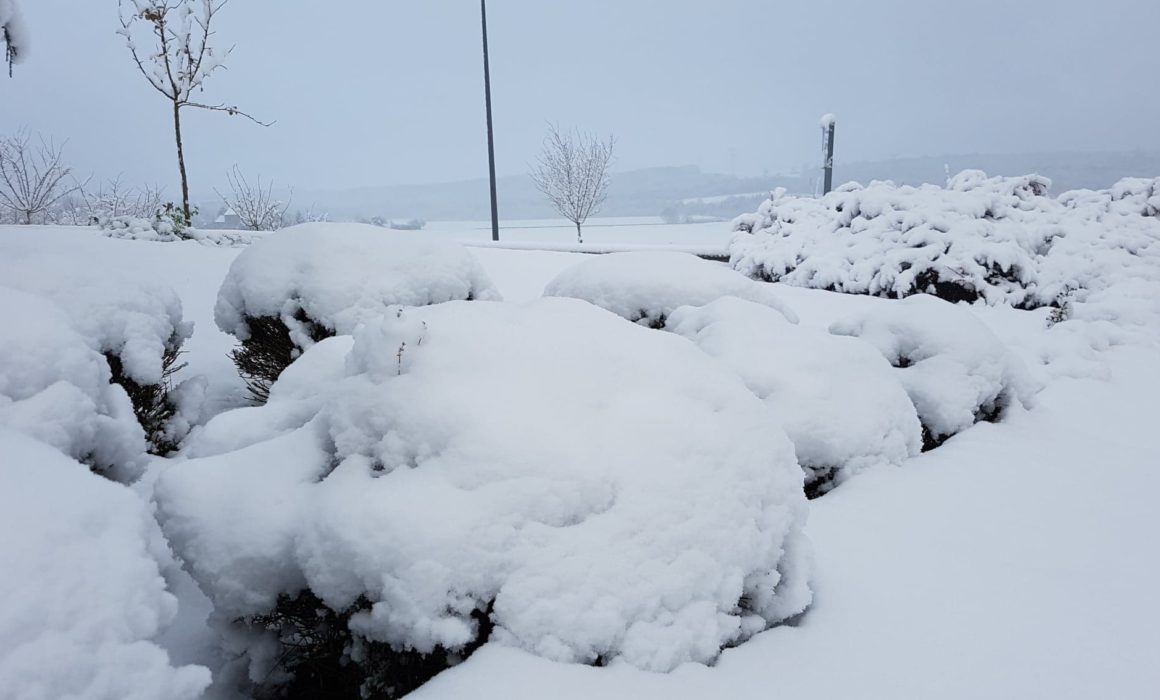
[822,116,836,196]
[481,0,500,241]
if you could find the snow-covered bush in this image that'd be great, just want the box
[0,429,210,700]
[215,223,501,402]
[99,203,195,242]
[730,171,1160,316]
[158,299,811,697]
[543,251,798,328]
[0,287,146,480]
[1,269,200,455]
[666,297,922,496]
[830,295,1036,450]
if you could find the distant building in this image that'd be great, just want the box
[214,207,241,229]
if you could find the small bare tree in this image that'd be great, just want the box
[530,124,614,244]
[0,131,84,225]
[215,165,290,231]
[76,175,166,223]
[118,0,270,226]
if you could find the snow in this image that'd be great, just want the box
[156,298,811,678]
[215,223,501,346]
[665,297,921,493]
[1,215,1159,699]
[830,294,1037,444]
[0,287,146,480]
[543,251,798,327]
[3,263,191,388]
[729,172,1160,327]
[819,113,835,129]
[0,429,210,700]
[408,343,1160,700]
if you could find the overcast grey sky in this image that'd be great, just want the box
[3,0,1157,196]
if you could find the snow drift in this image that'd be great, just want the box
[157,298,811,695]
[543,251,798,327]
[0,430,210,700]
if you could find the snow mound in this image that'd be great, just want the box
[543,251,798,327]
[5,269,191,388]
[830,294,1037,448]
[666,297,921,495]
[158,299,811,683]
[215,222,502,342]
[1,266,199,453]
[0,430,210,700]
[0,287,146,479]
[100,216,181,242]
[730,172,1160,320]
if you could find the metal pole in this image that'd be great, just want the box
[822,119,836,196]
[481,0,500,241]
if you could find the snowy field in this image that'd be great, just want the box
[1,199,1158,699]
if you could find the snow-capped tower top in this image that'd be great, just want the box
[819,113,836,129]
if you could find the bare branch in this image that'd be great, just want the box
[0,130,84,225]
[215,164,290,231]
[183,101,275,126]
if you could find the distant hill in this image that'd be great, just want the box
[201,151,1159,223]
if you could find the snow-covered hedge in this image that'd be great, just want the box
[666,297,922,496]
[215,223,501,402]
[0,429,210,700]
[0,287,147,480]
[730,172,1160,314]
[158,299,811,697]
[830,295,1036,449]
[543,251,798,327]
[2,269,201,455]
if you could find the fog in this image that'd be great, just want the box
[3,0,1157,198]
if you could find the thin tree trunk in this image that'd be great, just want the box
[172,100,191,225]
[576,220,583,245]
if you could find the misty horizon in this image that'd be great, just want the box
[4,0,1159,199]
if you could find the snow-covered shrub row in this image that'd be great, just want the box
[0,429,210,700]
[100,215,182,242]
[730,172,1160,315]
[665,297,922,496]
[157,299,811,697]
[100,217,262,247]
[830,295,1036,450]
[0,287,146,480]
[2,267,202,455]
[543,251,798,328]
[215,223,501,402]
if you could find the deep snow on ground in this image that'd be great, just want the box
[1,217,1158,699]
[411,344,1160,700]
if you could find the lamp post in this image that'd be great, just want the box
[820,113,836,196]
[480,0,500,241]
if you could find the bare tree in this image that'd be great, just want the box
[118,0,270,225]
[0,131,84,225]
[75,175,166,223]
[215,165,290,231]
[530,124,614,244]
